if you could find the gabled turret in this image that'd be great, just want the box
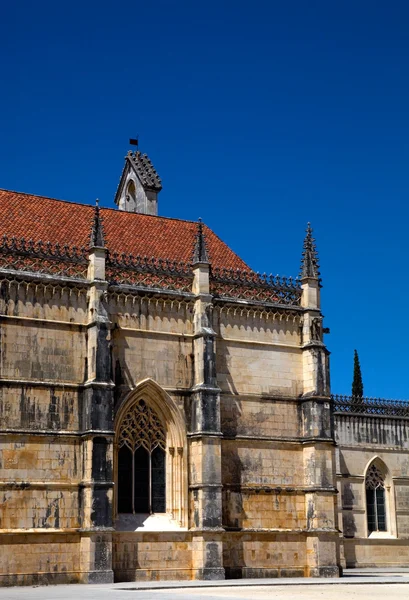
[114,150,162,215]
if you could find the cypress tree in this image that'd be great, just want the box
[352,349,364,399]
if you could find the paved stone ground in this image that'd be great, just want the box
[2,571,409,600]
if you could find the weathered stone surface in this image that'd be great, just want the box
[4,176,408,586]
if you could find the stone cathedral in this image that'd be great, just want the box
[0,149,408,586]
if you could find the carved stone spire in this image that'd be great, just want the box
[90,199,105,248]
[192,218,210,265]
[300,222,320,280]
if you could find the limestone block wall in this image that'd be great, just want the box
[0,321,86,382]
[223,532,307,578]
[0,533,82,586]
[0,434,83,584]
[213,305,339,577]
[214,309,303,397]
[0,436,81,485]
[0,384,80,430]
[110,295,194,391]
[0,487,80,530]
[336,414,409,567]
[221,440,306,530]
[0,279,87,434]
[223,489,307,530]
[112,331,193,390]
[217,341,303,396]
[221,396,300,438]
[343,538,409,569]
[0,279,91,585]
[113,532,193,581]
[222,440,303,487]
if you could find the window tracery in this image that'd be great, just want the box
[118,399,166,453]
[366,464,384,490]
[365,463,386,533]
[118,399,166,514]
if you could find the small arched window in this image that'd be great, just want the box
[117,399,166,514]
[365,463,386,533]
[126,180,136,207]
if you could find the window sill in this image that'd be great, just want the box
[368,531,396,539]
[114,513,186,532]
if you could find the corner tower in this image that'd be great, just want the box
[114,149,162,215]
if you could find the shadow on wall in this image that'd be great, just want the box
[112,331,134,407]
[339,453,357,541]
[221,402,246,578]
[217,343,239,396]
[342,482,357,539]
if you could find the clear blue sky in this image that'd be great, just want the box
[1,1,409,398]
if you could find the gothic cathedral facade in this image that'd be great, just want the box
[0,150,408,585]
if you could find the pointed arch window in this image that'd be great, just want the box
[126,180,136,206]
[365,463,386,533]
[117,399,166,514]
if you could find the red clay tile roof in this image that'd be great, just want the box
[0,189,249,270]
[0,190,94,248]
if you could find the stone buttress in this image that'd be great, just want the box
[189,221,225,579]
[300,224,341,577]
[80,203,114,583]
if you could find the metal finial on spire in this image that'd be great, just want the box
[192,218,210,265]
[300,222,320,280]
[90,199,105,248]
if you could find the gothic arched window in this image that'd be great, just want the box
[117,399,166,514]
[365,463,386,533]
[126,180,136,207]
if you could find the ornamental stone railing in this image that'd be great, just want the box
[0,235,89,279]
[106,252,194,292]
[210,268,302,306]
[332,394,409,418]
[0,234,306,304]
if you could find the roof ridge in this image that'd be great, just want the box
[0,189,200,225]
[0,188,94,209]
[99,206,199,224]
